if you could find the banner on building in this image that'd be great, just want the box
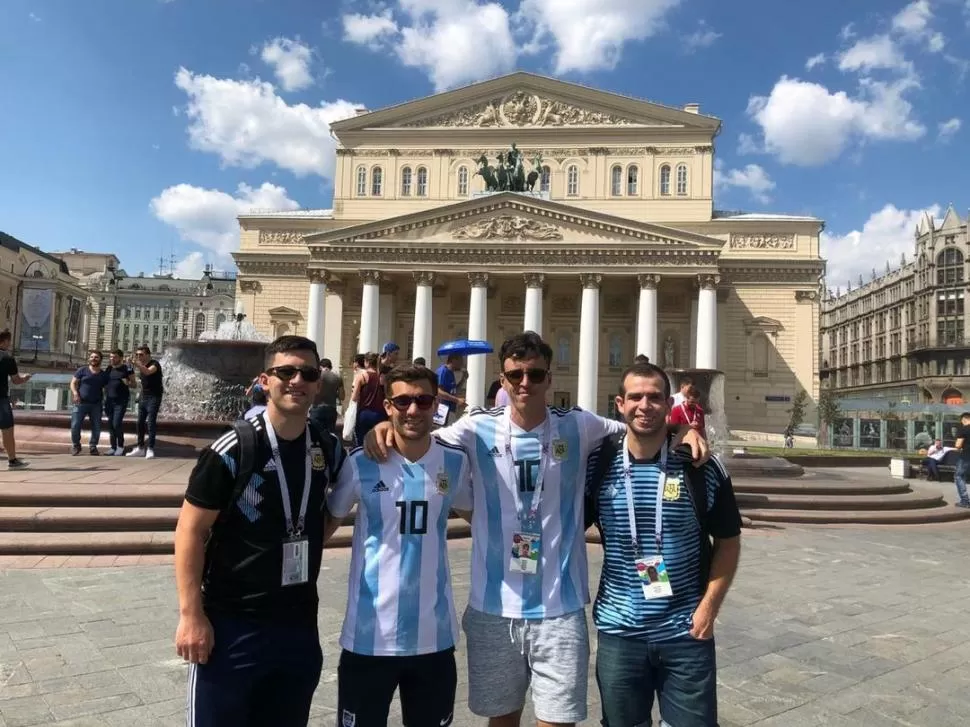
[18,288,53,352]
[66,297,82,343]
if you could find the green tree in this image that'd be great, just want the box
[817,389,842,446]
[787,388,809,431]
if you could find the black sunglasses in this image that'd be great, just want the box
[503,368,548,384]
[388,394,436,411]
[266,365,321,382]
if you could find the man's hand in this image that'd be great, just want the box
[689,602,716,641]
[672,426,710,465]
[175,611,214,664]
[71,392,81,405]
[363,421,395,462]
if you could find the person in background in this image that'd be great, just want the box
[0,329,31,470]
[922,438,948,481]
[379,342,400,374]
[350,352,386,445]
[494,384,510,408]
[669,384,706,433]
[244,376,264,408]
[309,358,344,436]
[128,345,164,459]
[243,388,267,420]
[671,376,693,407]
[486,377,502,408]
[70,350,109,455]
[413,357,427,368]
[105,349,136,455]
[950,415,970,508]
[435,354,464,423]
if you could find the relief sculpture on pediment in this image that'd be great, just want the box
[259,230,306,246]
[405,91,638,128]
[729,233,796,250]
[453,215,563,241]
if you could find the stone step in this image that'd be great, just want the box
[735,490,945,511]
[741,505,970,526]
[0,520,474,555]
[732,480,911,497]
[0,484,186,508]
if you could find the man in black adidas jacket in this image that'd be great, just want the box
[173,335,345,727]
[585,359,742,727]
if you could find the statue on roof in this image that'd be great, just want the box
[474,143,530,193]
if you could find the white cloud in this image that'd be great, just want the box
[938,117,962,141]
[822,203,940,286]
[892,0,944,52]
[150,182,300,258]
[174,252,206,279]
[714,160,776,204]
[259,37,315,92]
[28,12,41,21]
[805,53,826,70]
[682,22,721,52]
[745,76,925,166]
[342,10,399,49]
[518,0,680,73]
[838,34,911,74]
[174,67,359,178]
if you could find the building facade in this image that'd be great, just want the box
[0,232,91,370]
[51,251,237,355]
[234,73,824,431]
[821,206,970,407]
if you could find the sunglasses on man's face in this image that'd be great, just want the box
[502,368,548,385]
[388,394,436,411]
[265,365,321,382]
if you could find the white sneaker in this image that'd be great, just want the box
[145,449,156,460]
[126,447,145,457]
[105,448,116,456]
[113,447,125,456]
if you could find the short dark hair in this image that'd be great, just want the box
[0,330,10,345]
[679,376,693,388]
[618,360,671,399]
[363,352,379,369]
[962,412,970,420]
[413,357,426,367]
[136,345,151,355]
[88,349,103,358]
[353,353,365,368]
[321,358,333,369]
[383,363,438,395]
[110,348,123,357]
[252,388,268,405]
[498,331,553,368]
[264,335,319,369]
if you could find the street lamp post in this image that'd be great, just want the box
[31,334,43,362]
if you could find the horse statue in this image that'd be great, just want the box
[495,152,509,191]
[506,143,526,192]
[526,152,543,192]
[474,154,499,192]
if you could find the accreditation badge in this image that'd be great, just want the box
[436,470,450,495]
[281,536,309,586]
[310,446,325,471]
[509,531,541,575]
[635,556,673,600]
[552,438,568,461]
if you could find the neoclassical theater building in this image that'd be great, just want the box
[233,73,824,431]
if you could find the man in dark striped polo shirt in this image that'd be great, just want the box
[586,359,742,726]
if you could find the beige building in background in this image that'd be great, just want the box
[233,72,824,430]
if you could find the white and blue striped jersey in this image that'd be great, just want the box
[436,406,624,620]
[327,440,472,657]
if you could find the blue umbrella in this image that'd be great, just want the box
[437,339,493,356]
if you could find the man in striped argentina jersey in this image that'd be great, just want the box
[327,363,472,727]
[365,333,709,727]
[588,360,742,727]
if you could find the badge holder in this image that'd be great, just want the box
[622,440,675,601]
[509,528,541,574]
[282,534,310,586]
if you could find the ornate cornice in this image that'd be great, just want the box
[729,233,796,250]
[646,146,697,155]
[454,215,562,241]
[235,257,308,277]
[523,273,545,288]
[638,274,661,289]
[458,147,588,163]
[719,262,824,285]
[580,273,602,289]
[413,271,437,286]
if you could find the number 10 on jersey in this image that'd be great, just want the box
[396,500,429,535]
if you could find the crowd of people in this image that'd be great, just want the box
[174,331,742,727]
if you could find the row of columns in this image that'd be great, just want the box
[303,269,720,411]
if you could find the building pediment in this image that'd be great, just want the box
[267,306,302,319]
[331,72,720,133]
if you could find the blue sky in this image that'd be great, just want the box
[2,0,968,287]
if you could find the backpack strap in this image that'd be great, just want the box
[675,444,714,582]
[584,433,622,536]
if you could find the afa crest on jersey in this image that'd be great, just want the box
[552,438,568,461]
[663,477,682,501]
[311,446,325,471]
[436,470,450,495]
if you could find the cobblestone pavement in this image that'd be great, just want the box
[1,524,970,725]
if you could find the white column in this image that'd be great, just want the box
[358,270,381,354]
[305,269,327,349]
[412,272,435,362]
[578,273,602,412]
[523,273,544,335]
[323,285,344,372]
[377,291,395,350]
[695,274,719,370]
[636,274,659,362]
[466,272,489,409]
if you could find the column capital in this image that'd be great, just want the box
[306,268,330,284]
[580,273,602,290]
[637,274,661,290]
[413,271,437,286]
[523,273,545,289]
[360,270,382,285]
[697,273,720,290]
[468,272,490,288]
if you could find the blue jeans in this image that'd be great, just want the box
[136,394,160,449]
[596,630,718,727]
[187,614,323,727]
[105,398,128,450]
[71,402,102,449]
[955,459,970,504]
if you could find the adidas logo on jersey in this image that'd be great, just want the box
[488,446,501,457]
[262,459,278,472]
[371,481,389,494]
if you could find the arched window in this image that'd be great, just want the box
[659,165,671,196]
[610,165,623,196]
[457,165,469,196]
[676,164,688,196]
[215,313,226,328]
[566,165,579,196]
[401,166,412,196]
[627,165,639,196]
[540,165,551,193]
[193,313,206,339]
[355,166,367,196]
[371,166,383,196]
[937,248,964,286]
[416,167,428,196]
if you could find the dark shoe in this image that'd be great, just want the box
[956,501,970,509]
[89,447,100,456]
[71,445,81,456]
[7,459,28,470]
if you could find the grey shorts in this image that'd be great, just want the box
[0,398,13,430]
[462,606,589,723]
